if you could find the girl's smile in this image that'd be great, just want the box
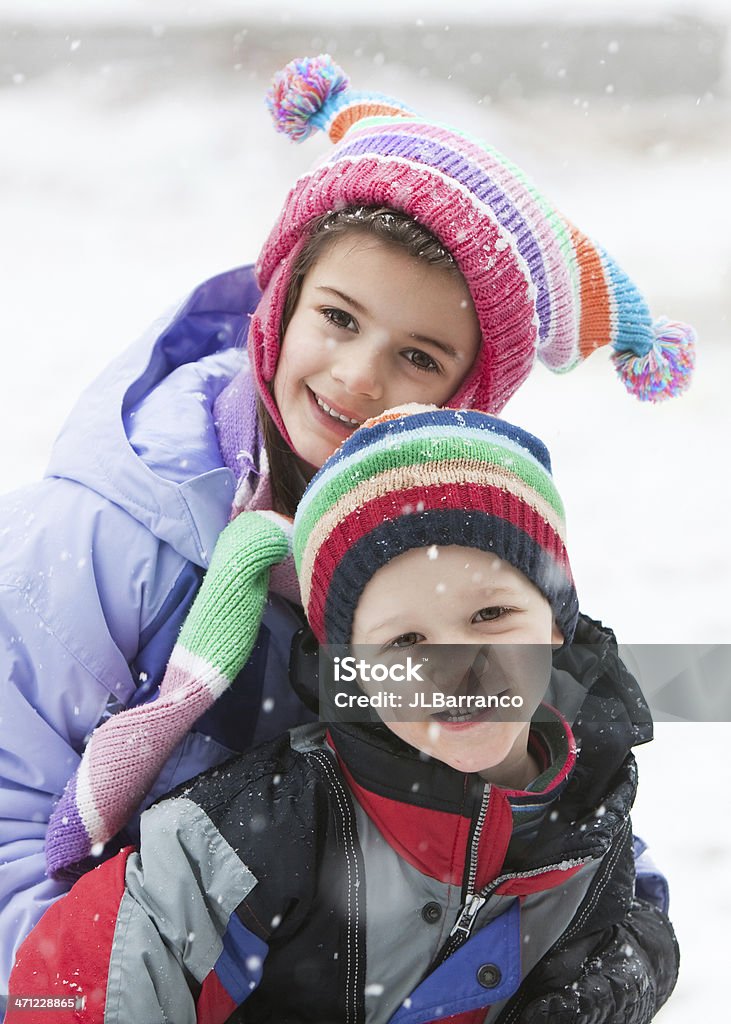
[308,387,364,432]
[273,233,480,468]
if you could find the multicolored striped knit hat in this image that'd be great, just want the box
[251,54,695,446]
[293,404,579,646]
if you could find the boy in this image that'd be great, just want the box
[7,406,678,1024]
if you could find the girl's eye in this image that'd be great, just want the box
[472,607,510,623]
[384,631,424,651]
[322,307,357,332]
[404,349,440,373]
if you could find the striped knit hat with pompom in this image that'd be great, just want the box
[251,53,695,445]
[293,404,579,646]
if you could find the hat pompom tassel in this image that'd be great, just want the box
[612,317,696,401]
[266,54,350,142]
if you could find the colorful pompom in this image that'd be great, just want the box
[612,317,696,401]
[266,55,350,143]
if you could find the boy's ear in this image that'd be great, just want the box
[551,621,565,648]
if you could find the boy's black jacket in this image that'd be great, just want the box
[183,614,675,1023]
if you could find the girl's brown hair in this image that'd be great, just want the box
[260,206,461,516]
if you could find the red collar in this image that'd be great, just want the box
[327,707,576,890]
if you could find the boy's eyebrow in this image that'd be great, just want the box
[363,587,521,637]
[359,614,405,637]
[315,286,459,359]
[471,585,518,600]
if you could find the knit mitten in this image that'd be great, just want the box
[46,511,292,880]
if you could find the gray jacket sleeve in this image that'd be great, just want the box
[6,796,266,1024]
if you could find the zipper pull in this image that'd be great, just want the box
[449,893,487,940]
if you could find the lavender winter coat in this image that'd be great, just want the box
[0,265,313,999]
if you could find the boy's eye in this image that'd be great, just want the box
[322,307,357,332]
[383,631,424,651]
[404,349,440,373]
[472,607,510,623]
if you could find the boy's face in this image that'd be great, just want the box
[351,546,563,788]
[273,234,480,469]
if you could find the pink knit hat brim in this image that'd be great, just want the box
[251,155,541,428]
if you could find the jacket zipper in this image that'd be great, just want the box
[450,857,590,946]
[431,785,490,967]
[432,778,590,971]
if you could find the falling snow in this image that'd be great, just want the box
[0,5,728,1016]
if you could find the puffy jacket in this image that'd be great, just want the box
[6,617,679,1024]
[0,265,314,998]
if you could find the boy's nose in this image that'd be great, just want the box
[330,347,383,401]
[427,645,491,695]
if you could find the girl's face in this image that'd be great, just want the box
[351,546,564,790]
[273,234,480,469]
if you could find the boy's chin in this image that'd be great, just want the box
[427,730,531,784]
[427,743,518,779]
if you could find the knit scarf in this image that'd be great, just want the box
[45,506,293,881]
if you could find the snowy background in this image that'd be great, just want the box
[1,0,729,1014]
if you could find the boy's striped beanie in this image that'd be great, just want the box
[293,404,579,646]
[252,54,695,448]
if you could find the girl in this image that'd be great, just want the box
[0,53,693,996]
[7,405,679,1024]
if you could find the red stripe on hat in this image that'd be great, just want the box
[307,482,570,641]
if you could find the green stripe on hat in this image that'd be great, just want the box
[294,433,564,565]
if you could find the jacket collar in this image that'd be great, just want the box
[325,616,651,885]
[328,706,575,888]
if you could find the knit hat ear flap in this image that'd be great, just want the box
[248,244,300,451]
[252,53,695,411]
[45,511,293,881]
